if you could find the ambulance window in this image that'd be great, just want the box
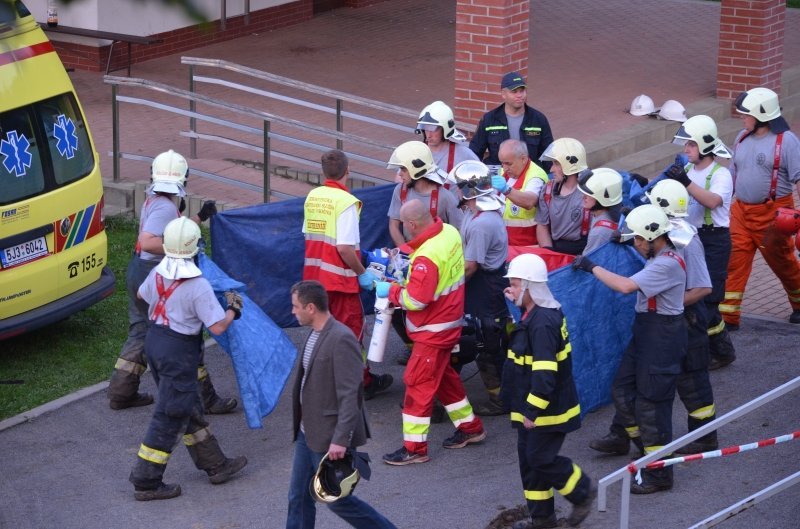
[0,106,45,205]
[39,93,94,186]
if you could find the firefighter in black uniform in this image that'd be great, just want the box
[128,217,247,501]
[469,71,554,171]
[501,253,594,529]
[574,204,688,494]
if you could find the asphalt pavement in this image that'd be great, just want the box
[1,313,799,529]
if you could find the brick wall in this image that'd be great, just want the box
[453,0,529,130]
[717,0,786,99]
[50,0,313,73]
[345,0,390,7]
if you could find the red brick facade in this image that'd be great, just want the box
[50,0,313,73]
[716,0,786,99]
[453,0,529,129]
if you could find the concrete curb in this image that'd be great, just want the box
[0,338,218,433]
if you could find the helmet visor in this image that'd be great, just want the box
[457,175,493,199]
[734,91,750,114]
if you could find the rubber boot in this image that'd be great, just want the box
[589,424,631,455]
[630,467,673,494]
[108,355,152,409]
[199,366,237,414]
[676,416,719,454]
[708,328,736,370]
[473,393,506,416]
[185,432,227,474]
[134,483,181,501]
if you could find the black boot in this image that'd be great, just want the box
[110,392,153,410]
[630,467,673,494]
[199,367,237,414]
[134,482,181,501]
[676,431,719,454]
[208,456,248,485]
[589,425,631,455]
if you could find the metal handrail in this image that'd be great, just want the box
[181,56,418,119]
[598,375,800,529]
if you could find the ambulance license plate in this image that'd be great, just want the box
[1,236,48,268]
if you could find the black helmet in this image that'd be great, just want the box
[310,452,360,503]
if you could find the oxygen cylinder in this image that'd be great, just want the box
[367,296,395,362]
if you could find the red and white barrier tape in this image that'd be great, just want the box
[627,430,800,483]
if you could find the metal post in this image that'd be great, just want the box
[620,472,631,529]
[112,84,120,182]
[220,0,226,31]
[263,120,270,203]
[244,0,250,25]
[189,64,197,159]
[336,98,343,151]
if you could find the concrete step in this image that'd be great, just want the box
[604,141,682,178]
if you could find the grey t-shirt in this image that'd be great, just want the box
[506,113,524,142]
[387,184,464,240]
[583,211,618,254]
[676,235,712,291]
[431,141,479,173]
[461,209,508,271]
[534,184,586,241]
[631,248,687,315]
[138,271,225,336]
[731,129,800,204]
[139,195,180,262]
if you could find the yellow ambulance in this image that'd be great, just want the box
[0,0,114,339]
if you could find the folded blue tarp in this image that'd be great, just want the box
[199,253,297,429]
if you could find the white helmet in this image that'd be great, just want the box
[629,94,658,116]
[387,140,446,184]
[623,204,672,241]
[150,149,188,196]
[449,160,496,201]
[505,253,548,283]
[657,100,687,122]
[647,179,689,218]
[735,87,781,121]
[539,138,588,175]
[672,115,732,159]
[416,101,467,143]
[578,168,623,207]
[162,217,201,259]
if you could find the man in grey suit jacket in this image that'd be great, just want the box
[286,280,397,529]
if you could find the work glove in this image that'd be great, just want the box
[375,281,392,299]
[491,175,510,194]
[358,270,378,291]
[629,172,649,188]
[665,163,691,187]
[572,254,598,274]
[223,290,243,320]
[198,200,218,222]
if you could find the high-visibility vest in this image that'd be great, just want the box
[402,222,465,347]
[502,161,549,245]
[302,186,361,293]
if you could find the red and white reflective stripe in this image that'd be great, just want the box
[400,186,439,219]
[627,430,800,476]
[152,275,184,326]
[647,251,686,312]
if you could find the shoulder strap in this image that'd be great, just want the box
[152,275,185,326]
[594,219,618,230]
[768,132,784,202]
[447,142,456,172]
[647,251,686,312]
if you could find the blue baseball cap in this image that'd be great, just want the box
[501,72,526,90]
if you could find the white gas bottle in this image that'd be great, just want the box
[367,296,395,362]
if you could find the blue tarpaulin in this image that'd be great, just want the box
[209,183,646,417]
[199,253,297,429]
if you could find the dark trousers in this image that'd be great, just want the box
[517,428,590,519]
[286,431,396,529]
[129,325,225,489]
[678,304,716,436]
[698,227,735,361]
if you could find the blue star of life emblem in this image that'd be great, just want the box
[53,114,79,159]
[0,130,33,177]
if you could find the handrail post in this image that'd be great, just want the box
[112,84,120,182]
[336,98,343,151]
[244,0,250,25]
[263,120,270,203]
[220,0,226,31]
[189,64,197,159]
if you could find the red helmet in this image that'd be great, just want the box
[774,207,800,235]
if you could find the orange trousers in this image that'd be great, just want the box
[721,195,800,326]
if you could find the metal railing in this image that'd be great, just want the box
[105,73,406,202]
[598,375,800,529]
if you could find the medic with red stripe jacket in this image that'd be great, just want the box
[572,204,687,495]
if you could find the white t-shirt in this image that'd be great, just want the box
[686,162,732,228]
[430,141,479,173]
[138,271,225,336]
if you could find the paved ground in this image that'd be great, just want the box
[1,316,799,529]
[3,2,800,528]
